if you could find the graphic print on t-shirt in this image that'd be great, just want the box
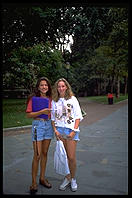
[54,99,74,124]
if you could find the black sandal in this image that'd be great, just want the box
[30,184,38,194]
[39,179,52,188]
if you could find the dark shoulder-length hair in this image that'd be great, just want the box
[26,77,52,104]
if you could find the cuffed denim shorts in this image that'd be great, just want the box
[56,126,80,141]
[31,119,54,141]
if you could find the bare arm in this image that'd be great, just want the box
[26,108,51,118]
[51,120,57,132]
[73,119,80,130]
[51,120,62,140]
[67,119,80,139]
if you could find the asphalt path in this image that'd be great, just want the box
[3,98,128,195]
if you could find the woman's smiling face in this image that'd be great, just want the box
[57,80,67,97]
[39,80,49,96]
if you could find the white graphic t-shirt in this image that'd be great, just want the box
[51,96,83,131]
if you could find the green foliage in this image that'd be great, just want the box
[3,42,65,92]
[2,6,128,96]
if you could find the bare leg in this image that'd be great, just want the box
[63,139,77,179]
[40,139,51,180]
[31,141,42,186]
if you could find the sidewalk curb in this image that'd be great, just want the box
[3,125,32,132]
[115,99,128,104]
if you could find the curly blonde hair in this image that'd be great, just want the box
[52,78,74,102]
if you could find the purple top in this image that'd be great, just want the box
[32,96,49,119]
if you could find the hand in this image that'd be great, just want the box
[41,108,51,115]
[67,131,76,140]
[55,131,61,140]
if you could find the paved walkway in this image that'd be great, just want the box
[3,99,128,195]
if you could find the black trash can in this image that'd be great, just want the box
[108,93,113,105]
[108,97,113,104]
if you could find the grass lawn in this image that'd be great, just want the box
[3,94,128,128]
[87,94,128,104]
[3,99,32,128]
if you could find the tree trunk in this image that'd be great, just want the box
[84,90,87,97]
[97,78,101,96]
[124,76,128,95]
[111,75,115,93]
[116,76,120,98]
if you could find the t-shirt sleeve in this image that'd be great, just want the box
[51,100,55,121]
[72,96,83,121]
[26,98,32,113]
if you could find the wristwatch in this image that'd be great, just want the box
[73,129,79,132]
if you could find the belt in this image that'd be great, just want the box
[34,118,49,121]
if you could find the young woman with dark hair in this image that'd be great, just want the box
[26,77,54,194]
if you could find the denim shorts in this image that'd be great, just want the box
[56,127,80,141]
[31,119,54,141]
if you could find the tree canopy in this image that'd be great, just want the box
[2,4,128,97]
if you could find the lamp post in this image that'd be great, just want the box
[65,62,70,81]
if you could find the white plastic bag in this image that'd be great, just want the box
[54,140,70,175]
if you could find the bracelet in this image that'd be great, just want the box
[73,129,79,132]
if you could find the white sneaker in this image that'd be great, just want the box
[59,178,71,190]
[71,178,77,191]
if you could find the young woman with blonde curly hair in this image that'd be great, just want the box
[51,78,83,192]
